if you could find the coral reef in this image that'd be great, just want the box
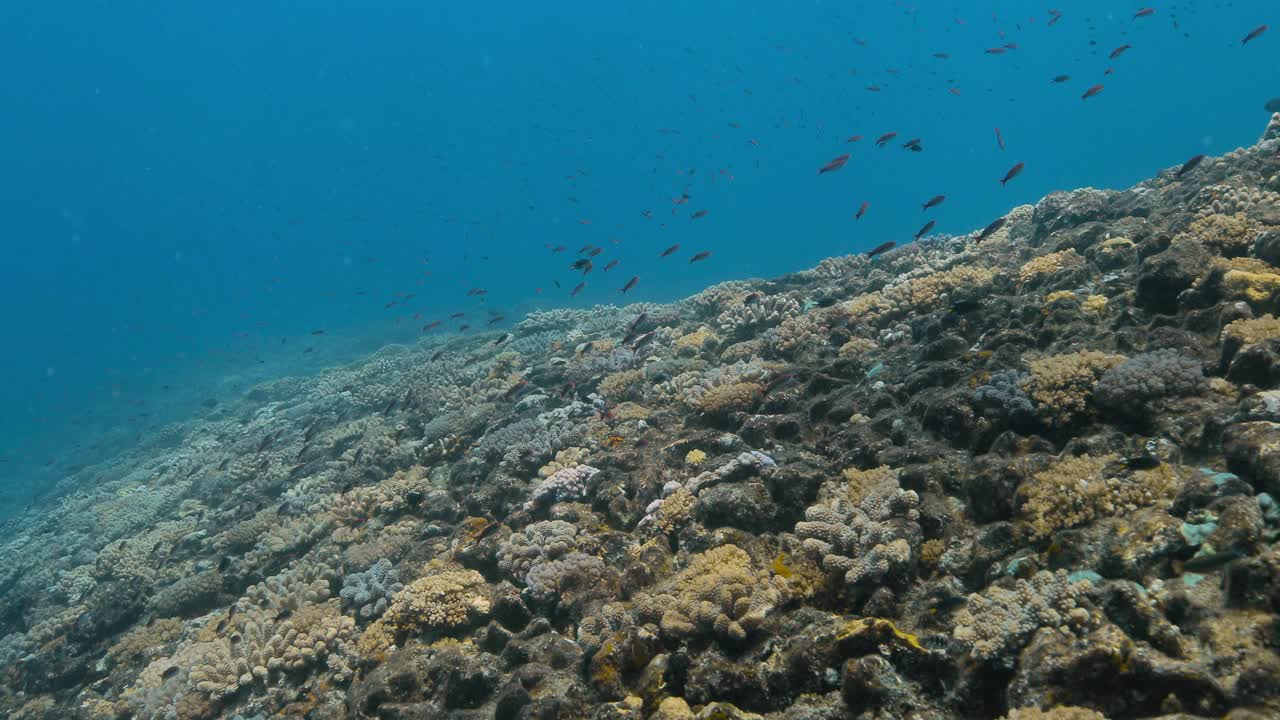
[4,119,1280,719]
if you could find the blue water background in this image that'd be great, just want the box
[0,1,1275,509]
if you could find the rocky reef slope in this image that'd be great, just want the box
[3,116,1280,720]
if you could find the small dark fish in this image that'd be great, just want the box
[1122,455,1162,470]
[1175,154,1206,179]
[875,132,898,147]
[215,618,227,633]
[587,246,604,257]
[1051,74,1071,83]
[629,312,648,332]
[932,52,950,59]
[449,312,465,319]
[304,420,320,442]
[977,215,1007,241]
[1082,84,1104,100]
[603,259,619,272]
[422,320,442,332]
[430,349,446,361]
[866,241,896,258]
[660,244,680,258]
[689,251,712,263]
[914,220,936,240]
[1242,25,1268,46]
[1183,549,1246,572]
[491,332,512,346]
[762,372,798,397]
[902,138,923,152]
[151,540,163,554]
[310,329,326,336]
[382,397,398,414]
[930,595,969,613]
[257,430,281,453]
[571,258,593,275]
[922,194,946,211]
[218,555,231,572]
[229,633,243,646]
[620,276,639,293]
[1001,162,1025,187]
[690,209,709,220]
[570,282,586,297]
[353,447,365,465]
[218,457,231,471]
[559,380,577,399]
[1134,8,1154,18]
[855,201,870,221]
[488,315,505,325]
[1109,44,1132,59]
[817,154,850,174]
[161,666,179,680]
[744,292,763,305]
[950,298,982,314]
[994,127,1006,150]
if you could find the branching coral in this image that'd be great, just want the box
[381,569,491,634]
[1018,249,1084,284]
[795,466,921,590]
[952,570,1095,662]
[634,545,787,643]
[1021,350,1125,427]
[1017,454,1181,538]
[524,464,600,512]
[340,558,403,619]
[716,294,803,336]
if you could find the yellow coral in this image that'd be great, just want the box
[598,369,646,402]
[1082,294,1108,314]
[674,327,719,355]
[1187,212,1261,256]
[1045,290,1077,304]
[685,449,707,466]
[636,545,787,643]
[651,486,697,534]
[841,264,998,323]
[1222,314,1280,345]
[1222,267,1280,303]
[1002,707,1107,720]
[839,465,897,505]
[1022,350,1125,426]
[1018,454,1180,538]
[696,382,761,414]
[1018,249,1084,284]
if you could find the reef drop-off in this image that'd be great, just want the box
[4,116,1280,720]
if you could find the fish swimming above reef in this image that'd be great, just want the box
[1265,98,1280,113]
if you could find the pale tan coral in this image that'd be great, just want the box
[635,545,787,643]
[330,466,429,527]
[1186,212,1262,256]
[382,569,491,634]
[1021,350,1125,426]
[771,312,825,353]
[696,382,761,414]
[685,449,707,466]
[1044,290,1077,304]
[1223,314,1280,345]
[538,447,590,479]
[598,369,646,402]
[1081,294,1108,314]
[841,264,999,324]
[650,486,697,535]
[109,617,183,665]
[674,327,719,355]
[1018,249,1084,284]
[1002,706,1108,720]
[1018,454,1181,538]
[838,337,877,359]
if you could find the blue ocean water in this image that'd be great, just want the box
[0,1,1274,512]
